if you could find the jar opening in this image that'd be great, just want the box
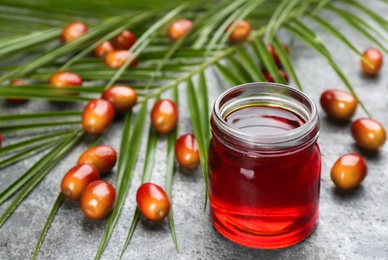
[212,82,319,150]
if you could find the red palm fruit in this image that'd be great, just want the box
[80,180,116,219]
[361,47,383,76]
[78,145,117,174]
[48,72,83,95]
[320,89,357,121]
[60,164,100,200]
[168,19,193,41]
[175,134,200,169]
[267,44,289,67]
[113,30,137,50]
[104,50,138,68]
[227,19,251,42]
[150,99,178,134]
[136,182,170,221]
[60,22,88,43]
[101,86,137,113]
[82,99,115,135]
[93,41,114,58]
[49,72,82,87]
[331,153,367,190]
[351,118,386,150]
[6,80,28,104]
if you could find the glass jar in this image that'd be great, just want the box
[208,82,321,249]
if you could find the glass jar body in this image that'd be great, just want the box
[208,82,321,249]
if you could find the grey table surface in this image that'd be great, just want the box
[1,2,388,260]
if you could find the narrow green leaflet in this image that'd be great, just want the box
[0,28,60,56]
[32,131,104,260]
[0,87,92,102]
[119,97,160,258]
[95,101,148,260]
[273,37,303,91]
[326,5,388,55]
[96,110,132,259]
[285,20,371,117]
[0,131,81,205]
[0,111,81,123]
[119,210,140,259]
[0,130,84,227]
[197,71,210,145]
[0,130,72,156]
[32,193,65,260]
[0,120,80,134]
[235,46,266,82]
[308,13,372,68]
[186,78,209,208]
[344,0,388,31]
[251,37,286,84]
[165,85,179,252]
[215,62,241,86]
[226,55,253,83]
[0,139,59,169]
[264,0,301,42]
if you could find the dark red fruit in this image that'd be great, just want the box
[78,145,117,174]
[150,99,178,134]
[80,180,116,219]
[351,118,386,150]
[82,99,115,135]
[101,85,137,113]
[227,20,251,42]
[113,30,137,50]
[6,80,28,104]
[175,134,200,169]
[168,19,193,41]
[320,89,357,121]
[60,164,100,200]
[267,44,289,67]
[104,50,138,68]
[331,153,367,189]
[93,41,114,58]
[136,182,170,221]
[60,22,88,43]
[361,47,383,76]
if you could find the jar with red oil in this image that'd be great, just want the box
[208,82,321,249]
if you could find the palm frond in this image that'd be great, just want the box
[95,101,148,259]
[119,96,159,258]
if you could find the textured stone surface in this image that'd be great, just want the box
[1,2,388,260]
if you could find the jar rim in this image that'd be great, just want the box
[212,82,319,149]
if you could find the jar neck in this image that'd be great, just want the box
[210,82,320,153]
